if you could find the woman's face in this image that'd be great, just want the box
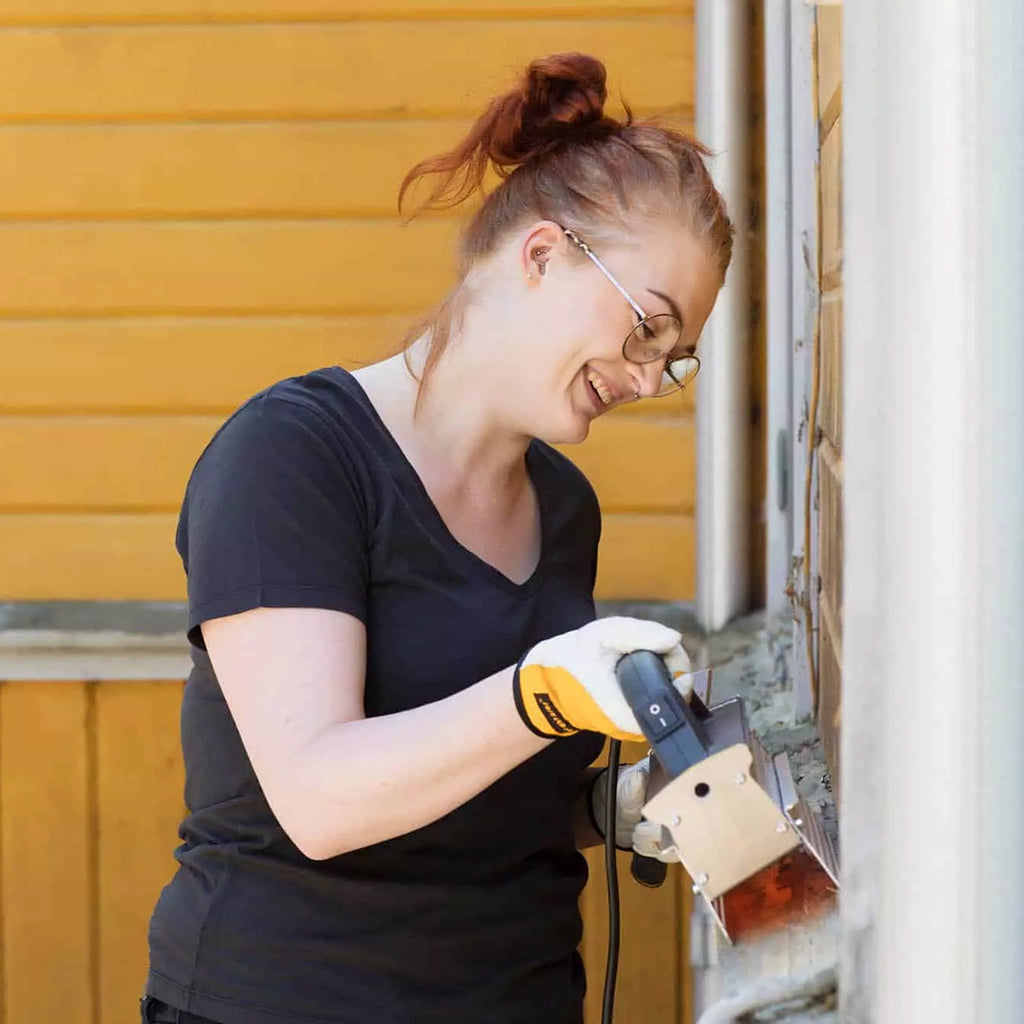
[499,219,723,445]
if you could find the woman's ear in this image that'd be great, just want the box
[520,221,566,283]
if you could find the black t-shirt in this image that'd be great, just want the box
[146,367,605,1024]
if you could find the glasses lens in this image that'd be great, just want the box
[623,314,682,364]
[656,355,701,397]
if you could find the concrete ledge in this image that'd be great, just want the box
[0,601,190,680]
[0,628,191,681]
[0,599,702,682]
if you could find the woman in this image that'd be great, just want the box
[142,52,732,1024]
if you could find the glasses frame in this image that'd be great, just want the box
[561,227,700,397]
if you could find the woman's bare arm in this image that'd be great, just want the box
[202,605,550,860]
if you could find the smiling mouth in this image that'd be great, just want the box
[586,369,613,406]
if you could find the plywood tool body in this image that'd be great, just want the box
[616,651,839,943]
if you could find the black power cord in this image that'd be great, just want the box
[601,738,622,1024]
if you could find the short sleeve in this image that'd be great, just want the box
[177,393,370,648]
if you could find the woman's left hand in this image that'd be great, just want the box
[589,756,680,862]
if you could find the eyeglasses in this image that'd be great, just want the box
[562,227,700,398]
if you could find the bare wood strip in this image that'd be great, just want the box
[819,118,843,282]
[817,433,844,486]
[819,82,842,140]
[815,4,843,122]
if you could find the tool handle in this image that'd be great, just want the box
[615,650,711,778]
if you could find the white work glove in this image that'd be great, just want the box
[513,617,692,741]
[590,757,682,863]
[630,819,681,864]
[590,757,652,849]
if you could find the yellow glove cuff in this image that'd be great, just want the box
[513,662,644,741]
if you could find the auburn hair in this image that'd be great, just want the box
[397,53,733,396]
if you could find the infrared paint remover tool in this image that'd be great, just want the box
[615,651,839,943]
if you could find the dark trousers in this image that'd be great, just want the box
[140,995,221,1024]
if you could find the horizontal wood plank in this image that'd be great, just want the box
[0,118,698,220]
[0,219,462,314]
[557,415,694,513]
[0,514,182,599]
[0,0,691,25]
[1,316,694,415]
[0,121,473,219]
[0,21,693,123]
[598,513,694,600]
[0,510,694,600]
[0,682,93,1024]
[1,316,414,411]
[0,413,694,514]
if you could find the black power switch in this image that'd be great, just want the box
[615,650,711,778]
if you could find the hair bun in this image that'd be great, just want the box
[488,53,615,168]
[399,52,621,214]
[520,54,608,136]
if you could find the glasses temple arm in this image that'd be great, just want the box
[564,229,648,321]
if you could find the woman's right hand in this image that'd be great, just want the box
[513,616,694,742]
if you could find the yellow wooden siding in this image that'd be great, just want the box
[0,22,692,123]
[2,10,699,1019]
[0,220,462,315]
[2,318,694,416]
[0,511,694,600]
[0,5,696,603]
[0,683,93,1024]
[0,415,694,513]
[0,684,692,1024]
[0,122,478,219]
[95,683,189,1024]
[0,682,187,1024]
[0,0,690,25]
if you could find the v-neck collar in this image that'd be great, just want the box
[337,368,549,596]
